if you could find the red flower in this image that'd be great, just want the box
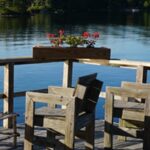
[47,33,55,38]
[92,32,100,38]
[82,32,90,38]
[59,29,64,36]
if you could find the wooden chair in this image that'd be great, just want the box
[24,73,103,150]
[104,82,150,150]
[0,112,19,147]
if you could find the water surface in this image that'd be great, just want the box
[0,12,150,122]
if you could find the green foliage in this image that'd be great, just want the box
[27,0,53,13]
[0,0,27,15]
[0,0,150,15]
[144,0,150,8]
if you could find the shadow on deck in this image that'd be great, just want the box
[0,120,142,150]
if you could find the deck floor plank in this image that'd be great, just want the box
[0,120,142,150]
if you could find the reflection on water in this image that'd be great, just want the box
[0,12,150,122]
[0,12,150,60]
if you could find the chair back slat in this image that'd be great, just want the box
[73,73,97,97]
[77,73,97,86]
[73,73,103,113]
[83,79,103,113]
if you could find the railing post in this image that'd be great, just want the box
[63,60,73,87]
[3,63,14,128]
[136,66,147,83]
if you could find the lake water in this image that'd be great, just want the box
[0,12,150,123]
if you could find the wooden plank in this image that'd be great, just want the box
[85,112,95,150]
[114,100,144,110]
[12,115,17,147]
[3,63,14,128]
[24,93,34,150]
[144,96,150,149]
[0,91,106,100]
[48,86,74,97]
[63,60,73,87]
[33,47,111,60]
[0,57,150,69]
[136,66,147,83]
[111,126,143,138]
[104,88,114,149]
[0,57,65,66]
[107,87,149,98]
[26,92,74,105]
[0,113,18,120]
[122,81,150,90]
[122,109,144,122]
[77,59,150,68]
[64,97,76,149]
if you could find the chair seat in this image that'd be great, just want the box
[35,107,66,118]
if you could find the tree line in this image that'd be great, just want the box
[0,0,150,15]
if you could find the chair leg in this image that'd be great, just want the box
[143,96,150,150]
[13,116,17,147]
[104,90,114,150]
[64,131,74,150]
[85,118,95,150]
[24,94,34,150]
[24,123,34,150]
[46,129,56,150]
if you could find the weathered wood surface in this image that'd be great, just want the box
[0,57,150,68]
[0,113,19,147]
[78,59,150,68]
[0,120,143,150]
[1,57,150,101]
[24,74,102,150]
[33,47,111,60]
[0,57,65,66]
[1,56,150,130]
[104,85,150,149]
[3,64,14,128]
[63,60,73,87]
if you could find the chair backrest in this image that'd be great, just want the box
[73,73,103,113]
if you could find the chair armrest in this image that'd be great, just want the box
[122,82,150,90]
[48,86,74,97]
[106,86,150,99]
[0,112,19,120]
[26,92,74,105]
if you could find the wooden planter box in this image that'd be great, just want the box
[33,46,111,60]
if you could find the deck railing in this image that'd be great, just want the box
[0,57,150,128]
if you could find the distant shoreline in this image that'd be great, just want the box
[1,8,149,17]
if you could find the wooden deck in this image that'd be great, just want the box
[0,120,142,150]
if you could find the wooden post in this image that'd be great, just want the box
[3,63,14,128]
[104,88,114,149]
[24,93,34,150]
[144,95,150,150]
[136,66,147,83]
[63,60,73,88]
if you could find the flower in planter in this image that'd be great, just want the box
[47,30,100,48]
